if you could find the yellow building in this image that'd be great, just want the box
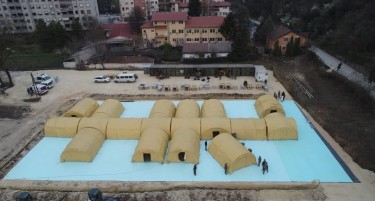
[141,12,228,47]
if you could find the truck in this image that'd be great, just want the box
[254,65,268,82]
[35,73,55,88]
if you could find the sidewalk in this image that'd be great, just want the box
[309,46,375,99]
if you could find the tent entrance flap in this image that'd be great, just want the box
[270,110,277,113]
[213,131,220,138]
[71,115,77,117]
[178,152,186,161]
[143,153,151,162]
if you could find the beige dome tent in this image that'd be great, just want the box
[171,118,200,138]
[63,98,99,117]
[264,113,298,140]
[208,133,256,174]
[44,117,81,137]
[141,118,171,138]
[78,117,109,136]
[132,128,169,163]
[230,118,267,140]
[175,99,200,118]
[60,128,105,162]
[166,128,200,164]
[201,118,231,139]
[201,99,227,118]
[255,95,285,118]
[106,118,142,139]
[91,99,125,118]
[149,99,176,118]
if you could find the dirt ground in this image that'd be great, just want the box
[0,61,375,200]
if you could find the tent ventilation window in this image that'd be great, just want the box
[178,152,186,161]
[213,131,220,138]
[143,153,151,162]
[270,110,277,113]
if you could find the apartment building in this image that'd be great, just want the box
[119,0,158,19]
[171,0,230,16]
[0,0,100,33]
[141,12,228,47]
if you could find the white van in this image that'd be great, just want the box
[114,73,137,83]
[35,73,55,88]
[254,65,268,82]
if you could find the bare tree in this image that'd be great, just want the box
[0,27,15,87]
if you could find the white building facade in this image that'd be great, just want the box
[0,0,99,33]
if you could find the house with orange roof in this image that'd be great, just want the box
[266,25,307,55]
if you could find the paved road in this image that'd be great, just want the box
[309,46,375,99]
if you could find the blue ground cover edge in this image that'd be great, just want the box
[294,103,360,183]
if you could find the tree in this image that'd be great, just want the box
[272,41,281,57]
[50,21,70,49]
[128,6,145,34]
[188,0,201,16]
[285,36,294,56]
[34,20,54,52]
[255,16,275,43]
[219,13,236,40]
[71,18,84,40]
[0,37,15,87]
[293,37,301,55]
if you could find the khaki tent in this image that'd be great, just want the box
[78,117,109,136]
[230,118,267,140]
[208,133,256,174]
[44,117,81,137]
[175,99,200,118]
[106,118,142,139]
[91,99,125,119]
[63,98,99,117]
[166,128,200,164]
[141,118,171,138]
[201,118,231,139]
[255,95,285,118]
[132,128,169,163]
[201,99,226,118]
[149,99,176,118]
[264,113,298,140]
[60,128,105,162]
[171,118,200,138]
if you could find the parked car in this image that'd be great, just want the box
[30,84,48,95]
[35,73,55,88]
[114,73,137,83]
[94,76,111,83]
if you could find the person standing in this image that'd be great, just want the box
[204,140,208,151]
[224,163,228,175]
[207,76,210,83]
[258,156,262,167]
[277,91,280,99]
[193,164,197,176]
[337,62,342,71]
[281,91,286,101]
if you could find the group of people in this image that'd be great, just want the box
[274,91,286,101]
[258,156,269,174]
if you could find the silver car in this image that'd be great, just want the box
[94,76,111,83]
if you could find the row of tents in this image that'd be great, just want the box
[44,96,296,173]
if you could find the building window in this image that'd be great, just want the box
[179,30,183,33]
[186,29,191,33]
[210,38,215,42]
[194,29,199,33]
[202,29,207,33]
[172,21,175,24]
[282,46,286,50]
[172,29,176,33]
[284,37,288,42]
[218,38,223,41]
[195,38,199,41]
[210,29,215,33]
[187,38,191,41]
[87,10,91,14]
[81,10,84,14]
[202,38,207,42]
[151,30,154,32]
[178,21,183,24]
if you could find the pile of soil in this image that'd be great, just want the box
[0,105,30,119]
[270,54,375,171]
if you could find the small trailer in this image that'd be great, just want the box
[255,65,268,82]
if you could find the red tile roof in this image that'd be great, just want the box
[151,12,188,22]
[101,23,134,39]
[211,1,230,7]
[267,25,292,39]
[186,16,224,28]
[141,21,153,28]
